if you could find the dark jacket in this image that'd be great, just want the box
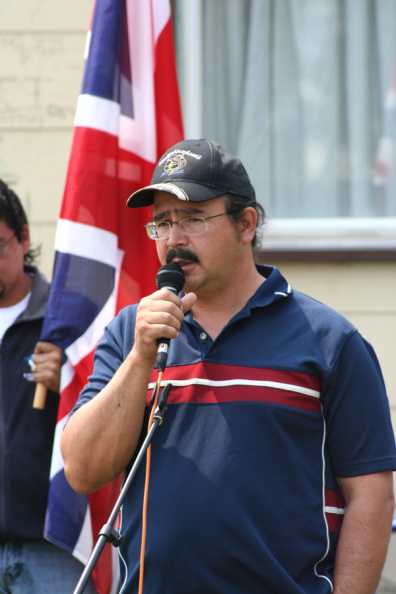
[0,267,59,541]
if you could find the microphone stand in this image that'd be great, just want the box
[73,382,173,594]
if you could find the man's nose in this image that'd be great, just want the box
[166,221,187,246]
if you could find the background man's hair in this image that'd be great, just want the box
[0,179,41,266]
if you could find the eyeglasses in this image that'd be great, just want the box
[0,232,16,254]
[144,213,230,240]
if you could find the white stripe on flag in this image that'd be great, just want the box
[84,29,91,61]
[72,506,94,565]
[59,359,75,393]
[151,0,171,43]
[55,219,125,378]
[65,274,121,367]
[55,219,123,268]
[74,93,157,164]
[49,415,69,480]
[75,94,120,139]
[124,0,156,161]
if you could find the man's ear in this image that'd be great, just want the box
[238,207,257,245]
[20,223,30,256]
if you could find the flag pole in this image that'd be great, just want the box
[33,382,47,409]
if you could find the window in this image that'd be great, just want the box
[174,0,396,256]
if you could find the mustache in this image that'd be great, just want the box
[166,248,200,265]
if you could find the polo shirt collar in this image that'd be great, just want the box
[183,265,292,328]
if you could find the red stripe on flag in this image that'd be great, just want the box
[154,16,185,156]
[60,125,161,303]
[89,477,123,594]
[58,353,95,419]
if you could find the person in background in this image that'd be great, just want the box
[61,139,396,594]
[0,179,97,593]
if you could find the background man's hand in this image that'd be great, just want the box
[32,341,63,393]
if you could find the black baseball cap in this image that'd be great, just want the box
[126,138,256,207]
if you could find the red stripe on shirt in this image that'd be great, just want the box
[148,362,322,412]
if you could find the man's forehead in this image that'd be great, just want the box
[152,190,190,209]
[152,203,204,218]
[152,192,224,217]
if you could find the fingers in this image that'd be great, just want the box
[134,289,190,361]
[31,342,62,392]
[137,292,183,337]
[33,341,62,356]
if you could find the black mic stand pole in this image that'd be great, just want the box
[73,382,172,594]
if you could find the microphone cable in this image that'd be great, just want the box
[138,263,185,593]
[139,370,163,594]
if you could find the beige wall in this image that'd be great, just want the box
[0,0,92,276]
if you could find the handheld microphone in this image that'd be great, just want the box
[155,263,185,372]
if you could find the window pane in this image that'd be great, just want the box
[176,0,396,219]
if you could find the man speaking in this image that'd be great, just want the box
[61,139,396,593]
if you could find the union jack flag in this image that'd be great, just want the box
[40,1,184,591]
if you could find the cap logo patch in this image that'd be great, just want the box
[159,148,203,178]
[162,153,187,177]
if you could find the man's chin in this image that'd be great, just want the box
[183,272,203,295]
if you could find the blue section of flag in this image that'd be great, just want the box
[41,252,115,349]
[81,0,124,103]
[119,9,134,119]
[45,471,88,553]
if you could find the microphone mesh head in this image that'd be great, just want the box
[156,263,185,293]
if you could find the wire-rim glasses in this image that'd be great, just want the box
[144,212,230,240]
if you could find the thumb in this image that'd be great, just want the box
[181,292,197,314]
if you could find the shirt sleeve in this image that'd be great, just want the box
[70,305,137,413]
[321,330,396,477]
